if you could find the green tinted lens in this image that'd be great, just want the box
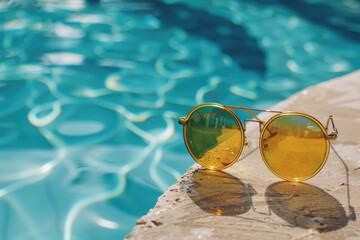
[260,114,329,181]
[185,105,243,170]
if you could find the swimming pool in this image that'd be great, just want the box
[0,0,359,239]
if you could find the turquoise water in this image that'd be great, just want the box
[0,0,360,239]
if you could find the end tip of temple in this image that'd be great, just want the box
[325,115,338,140]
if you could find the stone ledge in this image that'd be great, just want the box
[127,70,360,239]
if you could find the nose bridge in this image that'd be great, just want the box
[244,119,263,132]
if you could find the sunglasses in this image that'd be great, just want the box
[178,103,338,181]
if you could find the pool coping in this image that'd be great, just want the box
[126,70,360,239]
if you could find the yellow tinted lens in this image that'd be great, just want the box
[185,106,243,170]
[260,114,328,181]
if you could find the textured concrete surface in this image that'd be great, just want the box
[127,70,360,239]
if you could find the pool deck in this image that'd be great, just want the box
[126,70,360,239]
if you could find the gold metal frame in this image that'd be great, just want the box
[179,103,338,181]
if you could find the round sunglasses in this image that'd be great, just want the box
[178,103,338,181]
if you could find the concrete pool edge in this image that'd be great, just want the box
[126,70,360,239]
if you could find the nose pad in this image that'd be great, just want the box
[244,136,249,146]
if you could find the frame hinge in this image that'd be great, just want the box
[326,131,338,140]
[178,117,187,125]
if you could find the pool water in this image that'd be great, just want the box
[0,0,359,239]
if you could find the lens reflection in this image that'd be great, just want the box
[260,114,328,181]
[185,106,243,170]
